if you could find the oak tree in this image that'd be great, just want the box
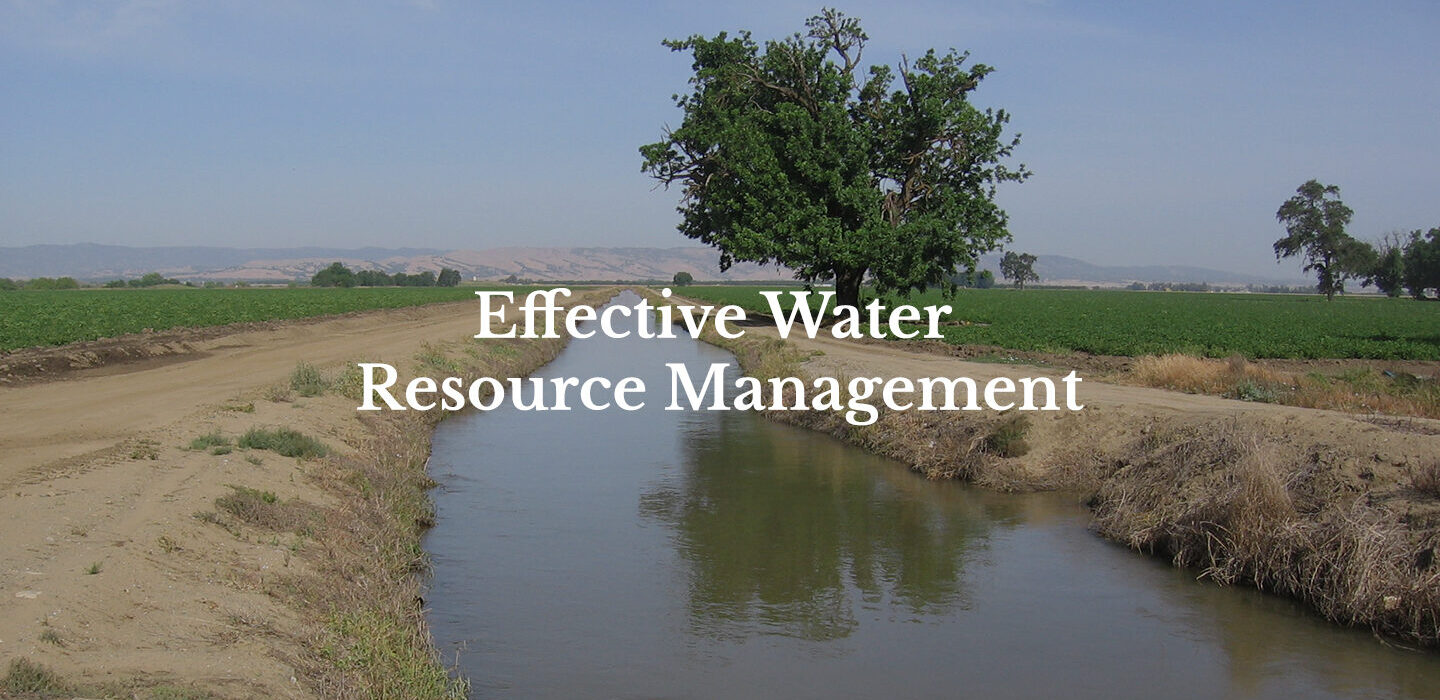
[1274,180,1367,300]
[999,251,1038,289]
[640,9,1027,310]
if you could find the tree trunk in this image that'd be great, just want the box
[834,267,865,312]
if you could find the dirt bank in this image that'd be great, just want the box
[0,289,614,698]
[687,303,1440,647]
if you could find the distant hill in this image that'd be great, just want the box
[0,244,1309,287]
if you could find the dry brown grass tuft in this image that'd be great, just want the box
[1130,353,1291,400]
[1129,354,1440,418]
[1090,420,1440,645]
[1413,459,1440,498]
[214,485,319,534]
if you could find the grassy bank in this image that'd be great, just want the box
[663,291,1440,648]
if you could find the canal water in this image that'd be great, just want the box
[424,292,1440,699]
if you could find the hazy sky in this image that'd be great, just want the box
[2,1,1437,276]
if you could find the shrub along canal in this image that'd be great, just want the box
[424,292,1439,699]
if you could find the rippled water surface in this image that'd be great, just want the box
[425,292,1440,699]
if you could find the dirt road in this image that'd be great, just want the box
[0,299,498,695]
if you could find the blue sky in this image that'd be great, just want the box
[2,1,1436,276]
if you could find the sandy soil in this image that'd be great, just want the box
[1,291,1437,695]
[0,300,498,696]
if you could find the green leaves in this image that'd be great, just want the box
[642,9,1027,308]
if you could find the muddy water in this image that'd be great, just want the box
[425,292,1440,699]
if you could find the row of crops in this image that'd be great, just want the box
[0,287,487,351]
[675,286,1440,360]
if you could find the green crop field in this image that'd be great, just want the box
[674,286,1440,360]
[0,287,494,352]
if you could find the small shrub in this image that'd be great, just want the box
[189,431,230,451]
[85,561,102,575]
[332,363,367,401]
[244,454,264,466]
[221,401,256,413]
[215,485,315,533]
[3,658,70,694]
[983,413,1031,458]
[291,361,329,397]
[211,445,233,455]
[38,628,63,646]
[1230,380,1279,403]
[157,535,180,553]
[239,427,329,459]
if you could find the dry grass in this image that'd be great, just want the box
[1414,459,1440,498]
[214,485,318,534]
[1129,353,1440,418]
[3,658,70,695]
[1089,421,1440,646]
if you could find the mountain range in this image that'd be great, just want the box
[0,244,1311,287]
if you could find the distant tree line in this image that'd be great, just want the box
[102,272,182,288]
[1126,281,1213,292]
[0,277,81,290]
[1274,180,1440,299]
[310,262,462,288]
[948,269,997,289]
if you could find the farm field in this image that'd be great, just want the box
[676,286,1440,361]
[0,286,502,351]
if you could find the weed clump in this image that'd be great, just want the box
[189,431,230,451]
[239,427,329,459]
[214,485,316,533]
[290,361,330,397]
[3,658,70,695]
[983,413,1031,457]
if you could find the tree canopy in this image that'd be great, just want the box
[1274,180,1369,300]
[640,8,1027,309]
[999,251,1038,289]
[1401,227,1440,299]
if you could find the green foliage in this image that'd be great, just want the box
[239,427,330,459]
[3,658,70,695]
[290,361,329,397]
[680,286,1440,360]
[672,271,695,287]
[1274,180,1368,300]
[1401,227,1440,300]
[0,286,492,351]
[312,262,356,288]
[640,9,1026,309]
[0,278,17,291]
[437,267,462,287]
[189,431,231,451]
[999,252,1039,289]
[23,276,80,290]
[949,268,995,289]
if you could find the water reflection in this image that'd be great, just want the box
[424,292,1440,699]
